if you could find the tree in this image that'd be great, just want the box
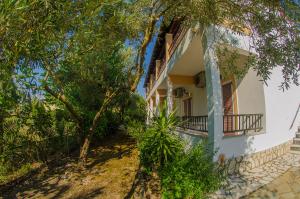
[0,68,20,156]
[0,0,299,165]
[128,0,300,91]
[0,0,141,164]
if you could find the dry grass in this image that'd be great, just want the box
[1,133,141,199]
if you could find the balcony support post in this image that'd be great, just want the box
[150,74,153,89]
[149,97,154,119]
[165,33,173,61]
[202,26,223,160]
[155,60,161,80]
[167,76,173,116]
[155,89,160,114]
[146,100,150,125]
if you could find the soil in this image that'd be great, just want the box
[0,133,159,199]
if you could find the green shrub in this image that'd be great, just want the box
[137,102,225,198]
[160,143,225,199]
[0,99,78,174]
[126,120,146,142]
[139,102,184,172]
[0,163,33,185]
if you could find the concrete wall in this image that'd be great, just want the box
[176,68,300,160]
[236,68,267,131]
[174,85,208,117]
[149,24,300,160]
[218,68,300,158]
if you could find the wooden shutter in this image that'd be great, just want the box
[222,82,233,132]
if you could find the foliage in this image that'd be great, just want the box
[160,143,225,199]
[123,94,147,124]
[0,0,145,162]
[0,163,33,185]
[136,103,224,198]
[0,99,77,175]
[124,93,147,142]
[139,103,184,172]
[0,0,298,179]
[125,0,300,90]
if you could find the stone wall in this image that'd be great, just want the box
[223,140,293,175]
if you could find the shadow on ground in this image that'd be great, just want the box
[1,133,139,199]
[243,166,300,199]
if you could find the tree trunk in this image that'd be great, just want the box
[79,128,93,165]
[130,16,157,92]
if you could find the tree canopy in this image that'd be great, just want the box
[0,0,299,166]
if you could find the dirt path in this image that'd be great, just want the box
[1,133,141,199]
[245,166,300,199]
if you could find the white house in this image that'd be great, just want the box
[144,20,300,170]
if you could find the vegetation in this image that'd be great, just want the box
[136,103,225,198]
[0,0,299,197]
[138,104,184,172]
[160,143,224,199]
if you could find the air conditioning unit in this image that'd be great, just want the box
[174,87,185,98]
[194,71,206,88]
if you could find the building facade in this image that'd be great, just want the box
[144,20,300,164]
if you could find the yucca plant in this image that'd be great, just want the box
[139,101,184,172]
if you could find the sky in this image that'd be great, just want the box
[136,32,158,98]
[136,0,300,98]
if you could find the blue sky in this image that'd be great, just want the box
[137,33,158,97]
[137,0,300,97]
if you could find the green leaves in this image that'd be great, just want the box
[161,143,224,199]
[139,102,184,172]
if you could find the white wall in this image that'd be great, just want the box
[218,68,300,158]
[174,85,208,117]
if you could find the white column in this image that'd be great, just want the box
[155,90,160,114]
[202,26,223,159]
[146,101,150,125]
[149,97,154,118]
[155,60,161,80]
[167,76,173,115]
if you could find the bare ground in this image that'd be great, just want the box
[1,133,158,199]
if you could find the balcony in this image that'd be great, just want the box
[146,24,188,94]
[178,114,263,135]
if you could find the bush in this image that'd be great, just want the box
[0,99,78,175]
[0,163,32,185]
[139,103,184,172]
[160,143,225,199]
[126,120,146,142]
[137,102,225,198]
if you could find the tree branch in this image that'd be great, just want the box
[44,84,83,127]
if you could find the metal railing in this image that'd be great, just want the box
[223,114,263,133]
[179,116,208,132]
[178,114,263,134]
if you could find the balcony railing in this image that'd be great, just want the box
[178,114,263,134]
[156,26,188,81]
[223,114,263,133]
[179,116,208,132]
[168,27,187,57]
